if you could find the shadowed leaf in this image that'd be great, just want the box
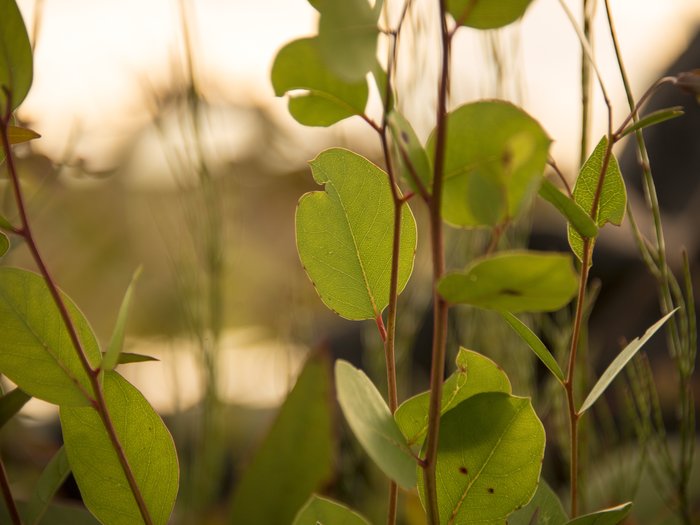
[8,125,40,144]
[508,479,567,525]
[447,0,535,29]
[293,495,370,525]
[539,179,598,239]
[0,0,33,111]
[0,388,31,429]
[24,447,71,525]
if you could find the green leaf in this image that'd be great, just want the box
[388,111,431,194]
[619,106,684,138]
[447,0,535,29]
[110,352,159,365]
[0,231,8,257]
[230,354,333,524]
[0,267,102,406]
[579,310,677,414]
[394,348,510,446]
[508,479,567,525]
[317,0,379,82]
[499,312,565,382]
[538,179,598,239]
[428,101,551,227]
[60,372,178,525]
[102,267,142,372]
[8,125,40,144]
[24,447,71,525]
[0,214,13,231]
[566,502,632,525]
[0,0,33,111]
[271,37,369,127]
[418,392,545,524]
[1,504,99,525]
[293,495,370,525]
[296,148,417,320]
[0,387,31,429]
[568,136,626,262]
[335,360,417,489]
[438,251,578,313]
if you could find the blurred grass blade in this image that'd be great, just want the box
[24,447,71,525]
[539,179,598,238]
[619,106,683,138]
[102,266,142,372]
[566,502,632,524]
[500,311,565,382]
[580,310,677,414]
[0,388,31,429]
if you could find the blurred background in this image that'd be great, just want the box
[1,0,699,523]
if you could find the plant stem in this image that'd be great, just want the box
[0,455,22,525]
[579,0,593,167]
[0,108,154,525]
[422,2,451,522]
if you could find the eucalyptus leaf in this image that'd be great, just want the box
[293,495,370,525]
[296,148,416,320]
[566,502,632,525]
[0,267,102,406]
[102,267,142,372]
[394,348,510,446]
[230,354,333,524]
[447,0,535,29]
[538,179,598,239]
[388,110,431,194]
[438,251,578,313]
[419,392,545,524]
[0,231,8,257]
[579,310,677,414]
[427,101,550,227]
[24,447,71,525]
[0,387,31,429]
[568,136,626,262]
[508,479,567,525]
[0,0,33,111]
[317,0,379,82]
[336,360,417,489]
[8,125,40,144]
[271,37,368,127]
[60,372,179,525]
[500,311,565,382]
[619,106,684,138]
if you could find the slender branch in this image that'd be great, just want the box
[547,157,573,197]
[612,76,678,139]
[0,455,22,525]
[0,101,154,525]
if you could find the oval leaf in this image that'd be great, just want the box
[230,354,333,525]
[499,311,565,382]
[271,37,369,127]
[0,231,8,258]
[438,251,578,313]
[579,310,677,414]
[317,0,379,82]
[395,348,511,446]
[0,267,102,406]
[335,360,417,489]
[296,148,417,320]
[566,502,632,525]
[508,479,568,525]
[568,136,626,262]
[0,0,33,111]
[8,125,40,144]
[447,0,535,29]
[419,392,545,524]
[428,101,551,227]
[619,106,684,139]
[293,495,370,525]
[538,179,598,239]
[60,372,179,525]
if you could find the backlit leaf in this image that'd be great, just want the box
[508,479,567,525]
[61,372,179,525]
[568,136,626,262]
[271,38,368,127]
[230,354,333,524]
[419,392,545,524]
[0,267,102,406]
[336,360,417,489]
[579,310,676,414]
[0,0,33,111]
[293,495,370,525]
[538,179,598,239]
[102,267,142,372]
[24,447,71,525]
[428,101,550,227]
[566,502,632,524]
[395,348,510,446]
[447,0,535,29]
[438,251,578,312]
[388,110,431,195]
[296,148,416,320]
